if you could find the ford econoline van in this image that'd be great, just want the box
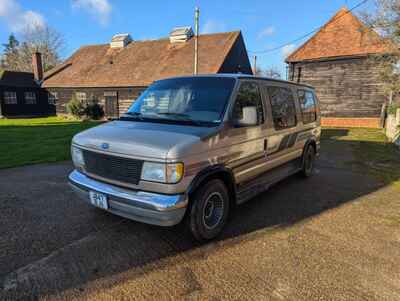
[69,74,321,241]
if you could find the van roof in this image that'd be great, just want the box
[160,73,315,89]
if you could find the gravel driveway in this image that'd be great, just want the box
[1,133,400,300]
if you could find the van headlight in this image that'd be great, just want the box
[71,146,85,168]
[141,162,184,184]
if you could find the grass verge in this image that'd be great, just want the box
[322,127,400,189]
[0,116,99,169]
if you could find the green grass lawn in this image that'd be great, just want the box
[1,117,399,189]
[322,127,400,189]
[0,117,99,169]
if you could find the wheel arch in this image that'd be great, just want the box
[187,164,237,208]
[303,137,317,155]
[301,137,317,167]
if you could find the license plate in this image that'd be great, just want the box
[89,191,108,209]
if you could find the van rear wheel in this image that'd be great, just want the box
[301,146,315,177]
[188,179,230,241]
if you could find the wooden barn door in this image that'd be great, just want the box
[104,91,119,119]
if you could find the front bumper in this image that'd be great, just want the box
[68,170,188,226]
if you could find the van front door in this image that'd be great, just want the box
[104,91,119,119]
[227,80,268,184]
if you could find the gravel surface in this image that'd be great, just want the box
[1,139,400,300]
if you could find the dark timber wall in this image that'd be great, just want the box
[47,87,146,117]
[0,86,55,117]
[289,57,387,117]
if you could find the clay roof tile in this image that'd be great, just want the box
[286,7,394,62]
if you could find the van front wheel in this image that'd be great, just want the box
[188,179,230,241]
[301,146,315,177]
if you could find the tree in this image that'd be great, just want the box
[21,24,64,72]
[263,66,282,79]
[1,24,64,72]
[1,34,20,70]
[361,0,400,96]
[254,65,282,79]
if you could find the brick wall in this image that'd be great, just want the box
[321,117,381,128]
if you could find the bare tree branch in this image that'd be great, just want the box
[1,24,65,72]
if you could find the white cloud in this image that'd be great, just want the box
[257,26,275,39]
[282,44,296,57]
[72,0,112,26]
[201,20,227,34]
[0,0,45,32]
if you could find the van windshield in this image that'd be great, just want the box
[124,77,236,126]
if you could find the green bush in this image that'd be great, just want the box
[66,96,86,118]
[86,100,104,120]
[387,103,400,115]
[66,96,104,120]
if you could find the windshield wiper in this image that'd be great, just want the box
[155,112,203,126]
[121,111,144,120]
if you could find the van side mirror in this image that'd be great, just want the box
[234,106,258,127]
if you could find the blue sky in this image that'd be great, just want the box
[0,0,375,76]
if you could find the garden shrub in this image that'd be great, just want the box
[66,96,86,118]
[86,100,104,120]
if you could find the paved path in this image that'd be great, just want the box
[1,141,400,300]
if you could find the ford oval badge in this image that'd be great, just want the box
[101,143,109,150]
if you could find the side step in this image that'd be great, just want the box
[236,158,302,204]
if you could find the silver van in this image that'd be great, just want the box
[69,74,321,241]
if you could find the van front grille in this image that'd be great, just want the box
[82,150,143,185]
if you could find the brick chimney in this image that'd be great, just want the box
[32,52,43,81]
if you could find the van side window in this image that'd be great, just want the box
[298,90,317,124]
[232,82,264,125]
[267,86,297,130]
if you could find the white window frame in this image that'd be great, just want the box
[24,92,36,104]
[3,91,17,104]
[75,92,87,102]
[48,91,58,105]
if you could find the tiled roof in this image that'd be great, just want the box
[286,7,394,62]
[0,70,38,87]
[42,31,242,88]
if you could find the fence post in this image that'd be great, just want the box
[380,103,387,128]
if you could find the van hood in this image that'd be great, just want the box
[72,120,218,160]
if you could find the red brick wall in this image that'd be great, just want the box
[321,117,381,128]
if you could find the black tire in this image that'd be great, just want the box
[301,145,315,178]
[187,179,230,241]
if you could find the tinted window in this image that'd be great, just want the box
[298,90,317,124]
[267,86,297,130]
[128,77,236,124]
[232,82,264,125]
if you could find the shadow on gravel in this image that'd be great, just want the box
[1,128,399,300]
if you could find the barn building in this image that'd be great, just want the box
[42,29,252,118]
[286,7,394,128]
[0,53,55,118]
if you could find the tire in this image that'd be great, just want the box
[301,145,315,178]
[187,179,230,241]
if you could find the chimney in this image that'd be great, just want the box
[110,33,132,48]
[169,26,194,43]
[32,51,43,82]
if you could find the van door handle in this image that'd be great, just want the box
[264,139,268,157]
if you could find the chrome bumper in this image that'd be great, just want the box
[68,170,188,226]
